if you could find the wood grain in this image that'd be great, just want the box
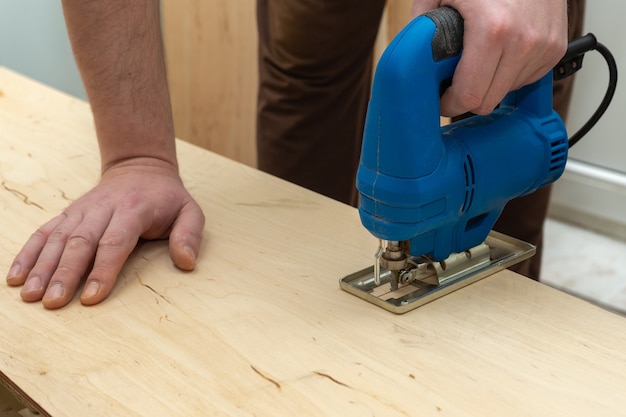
[1,67,626,416]
[161,0,258,167]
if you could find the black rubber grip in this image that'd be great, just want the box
[424,7,464,61]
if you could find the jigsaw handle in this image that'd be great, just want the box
[423,8,555,118]
[359,7,556,180]
[424,7,464,62]
[359,7,464,180]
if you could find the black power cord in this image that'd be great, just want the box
[553,33,618,148]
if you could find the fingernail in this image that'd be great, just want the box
[22,276,43,293]
[44,282,65,300]
[7,264,21,280]
[82,281,101,299]
[184,245,196,263]
[178,245,196,271]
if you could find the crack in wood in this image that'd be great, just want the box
[136,273,171,304]
[1,181,43,209]
[313,371,350,388]
[250,365,281,390]
[58,189,74,202]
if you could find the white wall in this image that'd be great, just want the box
[566,1,625,173]
[550,0,626,240]
[0,1,85,99]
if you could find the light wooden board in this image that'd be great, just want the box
[1,67,626,416]
[161,0,258,166]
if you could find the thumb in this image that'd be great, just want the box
[168,202,206,271]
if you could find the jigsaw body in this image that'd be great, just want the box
[341,7,569,313]
[358,8,568,260]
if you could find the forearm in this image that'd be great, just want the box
[61,0,177,172]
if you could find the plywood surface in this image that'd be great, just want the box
[1,67,626,416]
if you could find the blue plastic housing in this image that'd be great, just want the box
[357,13,568,261]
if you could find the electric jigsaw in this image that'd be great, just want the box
[340,7,617,313]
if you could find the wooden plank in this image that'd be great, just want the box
[161,0,258,166]
[1,67,626,416]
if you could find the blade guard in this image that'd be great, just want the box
[356,7,568,261]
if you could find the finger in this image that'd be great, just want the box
[168,201,205,271]
[20,214,85,302]
[39,214,111,309]
[470,49,522,115]
[76,216,143,307]
[509,54,562,92]
[476,38,565,112]
[6,215,65,287]
[440,51,501,117]
[439,20,506,116]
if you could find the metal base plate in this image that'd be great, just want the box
[340,231,535,314]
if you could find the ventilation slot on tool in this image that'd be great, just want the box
[549,137,568,172]
[461,155,476,213]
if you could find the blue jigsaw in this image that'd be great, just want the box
[341,7,569,313]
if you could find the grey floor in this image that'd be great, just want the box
[542,218,626,316]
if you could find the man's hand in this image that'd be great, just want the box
[6,159,205,309]
[6,0,203,309]
[411,0,568,117]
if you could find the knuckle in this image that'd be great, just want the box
[30,226,50,242]
[474,104,495,116]
[66,234,94,251]
[35,213,73,245]
[120,192,144,210]
[30,215,65,241]
[457,91,483,112]
[488,22,509,40]
[98,232,131,253]
[46,229,69,245]
[485,13,514,40]
[53,264,77,277]
[98,234,125,249]
[550,36,568,64]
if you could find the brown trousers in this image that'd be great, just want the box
[256,0,586,280]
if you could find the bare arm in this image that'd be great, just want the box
[411,0,569,117]
[6,0,205,309]
[63,0,177,170]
